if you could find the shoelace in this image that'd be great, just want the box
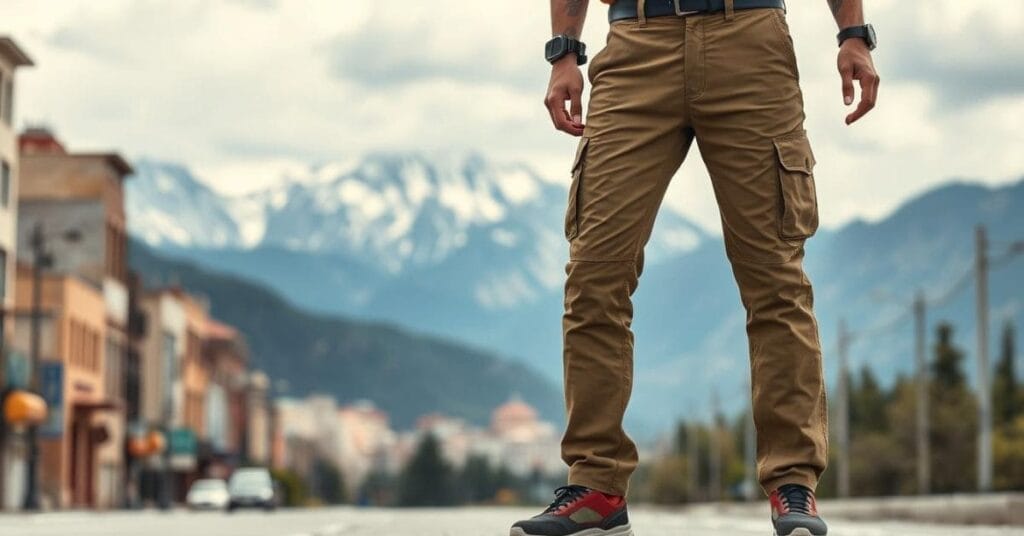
[777,484,814,515]
[543,485,590,513]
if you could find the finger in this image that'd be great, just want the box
[866,70,880,110]
[839,64,855,106]
[545,93,572,134]
[846,71,879,125]
[545,99,562,131]
[569,87,584,127]
[560,105,584,136]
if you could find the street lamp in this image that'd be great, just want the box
[23,222,80,511]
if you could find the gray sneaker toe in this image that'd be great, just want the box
[775,513,828,536]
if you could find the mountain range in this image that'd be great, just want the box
[126,154,1024,433]
[128,239,563,429]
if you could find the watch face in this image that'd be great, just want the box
[546,36,567,62]
[866,24,877,49]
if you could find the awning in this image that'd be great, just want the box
[73,399,122,413]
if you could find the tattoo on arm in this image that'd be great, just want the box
[552,0,588,39]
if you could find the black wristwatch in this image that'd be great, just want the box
[837,24,877,51]
[545,35,587,66]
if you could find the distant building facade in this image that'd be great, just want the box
[0,35,32,512]
[202,319,249,475]
[13,128,133,509]
[273,394,561,499]
[12,268,118,508]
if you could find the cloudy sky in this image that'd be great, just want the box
[4,0,1023,233]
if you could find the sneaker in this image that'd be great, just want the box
[510,485,632,536]
[769,484,828,536]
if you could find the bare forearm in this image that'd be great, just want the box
[551,0,588,38]
[827,0,863,28]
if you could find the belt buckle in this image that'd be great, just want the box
[673,0,701,16]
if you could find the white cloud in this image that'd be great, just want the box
[3,0,1022,234]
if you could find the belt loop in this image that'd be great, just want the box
[637,0,648,27]
[724,0,735,20]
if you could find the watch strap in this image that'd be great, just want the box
[546,35,588,66]
[837,24,876,50]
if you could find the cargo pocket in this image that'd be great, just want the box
[773,132,819,241]
[565,137,589,241]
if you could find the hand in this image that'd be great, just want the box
[544,56,585,136]
[837,39,879,125]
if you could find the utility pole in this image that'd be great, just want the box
[836,319,851,498]
[22,223,47,511]
[975,225,992,492]
[913,291,930,494]
[687,420,699,501]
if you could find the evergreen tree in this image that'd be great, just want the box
[312,458,348,505]
[851,366,888,434]
[932,323,967,390]
[928,322,977,492]
[358,469,397,506]
[993,321,1020,428]
[459,454,498,504]
[397,433,456,506]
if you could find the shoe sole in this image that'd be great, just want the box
[776,529,824,536]
[510,524,633,536]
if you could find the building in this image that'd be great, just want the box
[12,128,133,509]
[11,267,120,508]
[335,401,394,497]
[202,319,249,476]
[273,395,337,476]
[137,288,269,505]
[176,290,208,487]
[244,371,271,465]
[136,288,213,502]
[487,397,560,477]
[0,35,33,512]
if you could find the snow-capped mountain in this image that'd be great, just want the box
[128,160,243,248]
[127,153,708,307]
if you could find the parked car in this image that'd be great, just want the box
[227,467,277,511]
[186,478,230,510]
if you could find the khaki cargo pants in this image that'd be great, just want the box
[561,5,828,496]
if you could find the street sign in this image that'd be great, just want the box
[39,362,63,437]
[169,427,197,470]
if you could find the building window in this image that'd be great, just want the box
[162,331,176,418]
[106,336,123,399]
[0,248,6,300]
[1,160,10,207]
[1,76,12,125]
[0,72,6,124]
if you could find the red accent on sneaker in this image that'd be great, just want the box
[553,489,625,518]
[770,486,819,518]
[769,489,789,518]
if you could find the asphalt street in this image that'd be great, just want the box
[0,506,1021,536]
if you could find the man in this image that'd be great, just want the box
[510,1,878,535]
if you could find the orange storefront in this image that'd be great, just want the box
[13,267,119,508]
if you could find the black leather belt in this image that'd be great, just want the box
[609,0,786,23]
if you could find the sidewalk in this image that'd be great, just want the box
[687,493,1024,526]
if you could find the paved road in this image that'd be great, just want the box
[0,507,1021,536]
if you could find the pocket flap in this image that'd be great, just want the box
[571,137,590,173]
[773,133,816,174]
